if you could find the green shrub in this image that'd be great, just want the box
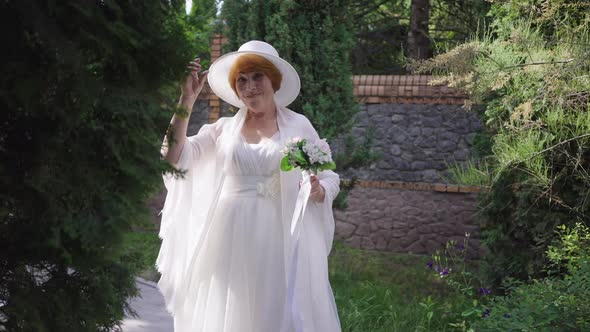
[472,223,590,331]
[410,0,590,287]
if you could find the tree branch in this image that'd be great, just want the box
[503,58,575,69]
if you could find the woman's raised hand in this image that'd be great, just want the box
[180,57,209,107]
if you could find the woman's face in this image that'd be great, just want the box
[235,71,275,111]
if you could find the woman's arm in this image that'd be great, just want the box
[162,57,209,165]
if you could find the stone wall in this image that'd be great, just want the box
[334,186,479,255]
[187,100,213,135]
[340,103,482,183]
[331,103,482,254]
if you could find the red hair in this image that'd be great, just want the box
[228,54,282,95]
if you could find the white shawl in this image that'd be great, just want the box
[156,106,341,331]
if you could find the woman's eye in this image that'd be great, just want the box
[237,77,246,83]
[253,73,263,80]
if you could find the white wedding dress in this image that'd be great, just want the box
[173,132,291,332]
[158,107,342,332]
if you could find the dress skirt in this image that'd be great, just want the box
[172,136,291,332]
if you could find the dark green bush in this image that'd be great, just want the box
[0,1,209,330]
[472,223,590,331]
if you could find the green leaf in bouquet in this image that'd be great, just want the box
[293,150,307,165]
[297,138,306,149]
[280,156,294,171]
[320,161,336,171]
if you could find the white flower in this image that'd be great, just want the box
[302,139,332,164]
[316,138,332,158]
[281,138,301,156]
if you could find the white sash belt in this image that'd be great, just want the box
[222,174,280,199]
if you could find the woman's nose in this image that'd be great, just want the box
[246,80,257,91]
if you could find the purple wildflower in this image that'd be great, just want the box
[456,243,465,251]
[426,261,433,269]
[478,287,491,295]
[481,308,491,318]
[434,265,440,272]
[439,267,449,277]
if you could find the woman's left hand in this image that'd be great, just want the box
[309,175,325,203]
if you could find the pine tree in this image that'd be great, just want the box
[0,1,208,330]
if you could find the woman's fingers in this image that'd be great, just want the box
[198,70,209,82]
[185,66,198,73]
[185,60,205,82]
[309,176,325,202]
[186,64,202,71]
[310,176,321,192]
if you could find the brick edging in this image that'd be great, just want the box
[342,179,486,193]
[356,96,465,105]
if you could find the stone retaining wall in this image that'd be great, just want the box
[334,186,479,255]
[340,103,482,183]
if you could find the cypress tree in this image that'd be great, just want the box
[221,0,357,140]
[0,1,207,330]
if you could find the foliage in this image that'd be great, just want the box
[429,0,491,52]
[488,0,590,40]
[0,1,209,330]
[120,231,163,281]
[410,0,590,286]
[547,223,590,273]
[328,242,472,332]
[426,234,494,330]
[349,0,410,74]
[423,223,590,331]
[350,0,490,74]
[332,128,381,209]
[470,223,590,331]
[446,160,491,187]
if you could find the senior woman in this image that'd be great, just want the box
[156,40,341,332]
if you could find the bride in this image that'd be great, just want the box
[156,40,342,332]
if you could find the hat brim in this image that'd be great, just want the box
[207,50,301,108]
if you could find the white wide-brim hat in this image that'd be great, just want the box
[207,40,301,108]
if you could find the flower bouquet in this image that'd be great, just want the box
[280,137,336,175]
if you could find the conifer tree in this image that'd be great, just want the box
[0,1,209,330]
